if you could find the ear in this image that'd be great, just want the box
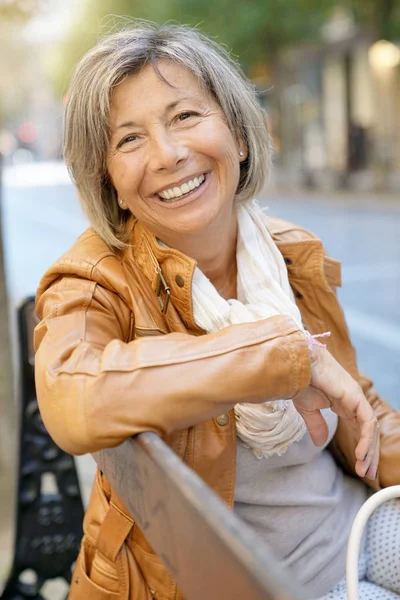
[238,141,248,162]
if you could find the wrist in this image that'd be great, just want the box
[304,330,331,361]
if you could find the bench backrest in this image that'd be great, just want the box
[95,434,305,600]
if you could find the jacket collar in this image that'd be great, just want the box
[130,217,324,328]
[131,220,202,332]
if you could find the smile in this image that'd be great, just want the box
[158,174,206,202]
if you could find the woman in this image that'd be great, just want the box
[34,22,399,600]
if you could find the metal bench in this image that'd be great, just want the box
[1,298,84,600]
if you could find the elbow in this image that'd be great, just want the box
[38,395,118,457]
[43,419,121,457]
[37,399,99,457]
[35,370,105,456]
[35,369,133,456]
[47,426,98,457]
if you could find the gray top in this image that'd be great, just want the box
[234,408,368,598]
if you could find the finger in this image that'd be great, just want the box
[297,407,329,447]
[354,418,377,467]
[359,424,380,480]
[308,386,332,409]
[354,400,377,464]
[294,385,332,410]
[365,438,380,480]
[355,419,379,478]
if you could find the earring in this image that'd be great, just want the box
[118,198,124,206]
[239,151,244,157]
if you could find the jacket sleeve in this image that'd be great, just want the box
[359,374,400,488]
[34,275,311,456]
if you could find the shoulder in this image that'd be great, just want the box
[266,215,320,243]
[36,226,130,302]
[266,214,342,287]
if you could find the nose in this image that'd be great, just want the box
[147,130,189,172]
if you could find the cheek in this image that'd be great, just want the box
[215,140,241,183]
[204,127,239,172]
[108,157,141,196]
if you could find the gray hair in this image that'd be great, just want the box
[64,21,272,249]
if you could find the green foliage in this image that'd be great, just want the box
[52,0,400,97]
[341,0,400,40]
[169,0,333,65]
[52,0,331,94]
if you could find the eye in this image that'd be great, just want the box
[176,111,198,122]
[118,134,138,148]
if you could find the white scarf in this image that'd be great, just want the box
[192,199,307,458]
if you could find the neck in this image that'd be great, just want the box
[166,211,238,300]
[196,222,238,300]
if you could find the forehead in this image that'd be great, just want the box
[109,60,213,121]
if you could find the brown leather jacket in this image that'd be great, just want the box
[34,216,400,600]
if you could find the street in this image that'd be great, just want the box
[0,162,399,594]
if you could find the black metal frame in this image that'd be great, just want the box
[1,297,84,600]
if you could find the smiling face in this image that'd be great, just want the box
[106,60,247,249]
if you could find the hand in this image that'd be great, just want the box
[293,346,379,480]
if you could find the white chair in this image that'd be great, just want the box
[346,485,400,599]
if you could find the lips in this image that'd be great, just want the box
[152,172,210,208]
[157,173,206,202]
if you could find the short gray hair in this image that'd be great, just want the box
[64,21,272,249]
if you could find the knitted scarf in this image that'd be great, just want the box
[191,199,307,458]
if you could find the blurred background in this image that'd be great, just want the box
[0,0,399,597]
[2,0,400,187]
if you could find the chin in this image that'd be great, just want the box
[167,206,221,237]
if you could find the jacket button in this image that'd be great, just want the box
[175,274,185,287]
[215,413,229,426]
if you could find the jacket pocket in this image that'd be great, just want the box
[132,542,176,600]
[69,538,121,600]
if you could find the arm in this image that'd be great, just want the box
[34,276,311,456]
[294,349,379,481]
[323,282,399,488]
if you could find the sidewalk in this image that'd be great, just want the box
[267,167,400,209]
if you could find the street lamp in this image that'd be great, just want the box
[368,40,400,189]
[368,40,400,70]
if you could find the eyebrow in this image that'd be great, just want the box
[114,97,202,131]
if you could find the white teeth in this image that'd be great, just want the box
[173,186,183,197]
[159,174,205,200]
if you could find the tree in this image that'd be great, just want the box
[342,0,400,41]
[52,0,400,99]
[52,0,332,92]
